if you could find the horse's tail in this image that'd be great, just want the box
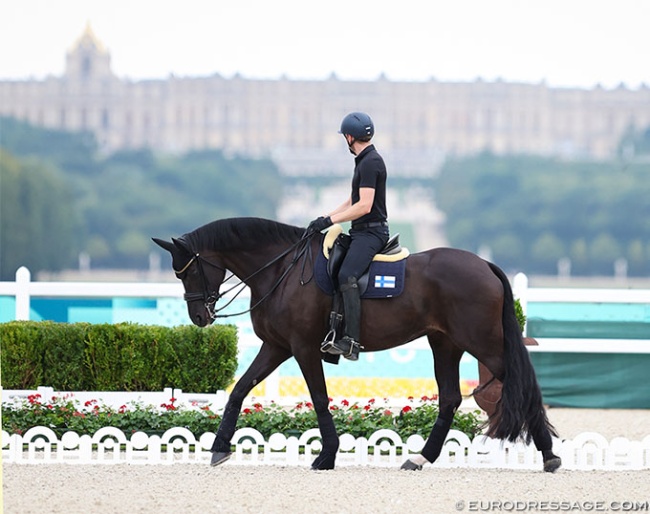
[486,262,557,443]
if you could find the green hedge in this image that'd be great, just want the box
[0,321,238,393]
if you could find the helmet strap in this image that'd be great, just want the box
[345,134,357,155]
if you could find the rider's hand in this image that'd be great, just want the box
[307,216,333,233]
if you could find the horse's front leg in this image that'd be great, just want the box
[210,342,291,466]
[293,346,339,470]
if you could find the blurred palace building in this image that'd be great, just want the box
[1,24,649,178]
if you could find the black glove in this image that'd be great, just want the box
[307,216,333,233]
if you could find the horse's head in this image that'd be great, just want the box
[152,237,227,327]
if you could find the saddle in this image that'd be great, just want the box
[316,224,409,298]
[315,225,410,365]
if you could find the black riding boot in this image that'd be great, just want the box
[330,277,361,361]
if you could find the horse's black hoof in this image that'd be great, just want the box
[543,455,562,473]
[210,451,232,467]
[311,452,336,470]
[400,459,423,471]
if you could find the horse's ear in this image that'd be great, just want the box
[172,237,192,254]
[152,238,175,253]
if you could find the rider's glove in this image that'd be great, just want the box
[307,216,333,233]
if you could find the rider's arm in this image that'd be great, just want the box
[327,197,352,218]
[329,187,375,224]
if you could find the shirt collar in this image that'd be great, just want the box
[354,144,375,164]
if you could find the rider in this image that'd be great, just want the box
[307,112,389,361]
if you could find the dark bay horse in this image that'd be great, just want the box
[153,217,561,472]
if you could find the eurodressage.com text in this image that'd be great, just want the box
[455,500,649,512]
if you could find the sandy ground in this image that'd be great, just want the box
[4,408,650,514]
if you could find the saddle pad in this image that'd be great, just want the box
[314,250,406,299]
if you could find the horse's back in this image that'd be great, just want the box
[406,247,505,306]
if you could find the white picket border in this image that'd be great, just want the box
[3,426,650,470]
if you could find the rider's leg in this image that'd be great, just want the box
[328,229,386,360]
[330,276,361,360]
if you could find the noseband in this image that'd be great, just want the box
[175,253,228,319]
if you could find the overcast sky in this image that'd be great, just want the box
[1,0,648,89]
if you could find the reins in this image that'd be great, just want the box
[177,229,316,319]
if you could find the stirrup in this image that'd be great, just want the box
[326,336,361,361]
[343,340,360,361]
[320,328,337,353]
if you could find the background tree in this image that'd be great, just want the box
[0,150,80,279]
[1,118,283,273]
[434,152,650,276]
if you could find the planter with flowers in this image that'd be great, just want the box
[2,393,483,442]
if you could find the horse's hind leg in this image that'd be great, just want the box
[402,335,464,470]
[210,342,291,466]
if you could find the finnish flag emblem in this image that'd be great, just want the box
[374,275,396,288]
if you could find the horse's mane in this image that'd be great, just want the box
[182,217,305,252]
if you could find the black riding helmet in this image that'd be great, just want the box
[339,112,374,140]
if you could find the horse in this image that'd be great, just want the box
[153,217,561,472]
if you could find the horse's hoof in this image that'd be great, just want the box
[311,452,336,470]
[400,459,423,471]
[543,455,562,473]
[210,451,232,467]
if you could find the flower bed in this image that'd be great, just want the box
[2,393,484,440]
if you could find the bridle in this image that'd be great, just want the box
[175,230,315,320]
[175,252,227,317]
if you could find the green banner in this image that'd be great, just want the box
[530,352,650,409]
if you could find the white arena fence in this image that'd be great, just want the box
[3,426,650,470]
[2,268,649,468]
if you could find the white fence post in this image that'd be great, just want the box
[15,266,31,321]
[513,272,528,335]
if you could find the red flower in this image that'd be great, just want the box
[305,402,313,409]
[118,405,127,414]
[407,396,414,401]
[363,405,371,411]
[295,402,304,410]
[170,397,176,403]
[243,408,252,415]
[330,405,339,411]
[383,409,392,416]
[401,405,412,413]
[341,399,349,407]
[253,403,263,411]
[368,398,375,405]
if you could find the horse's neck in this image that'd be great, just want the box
[221,245,293,291]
